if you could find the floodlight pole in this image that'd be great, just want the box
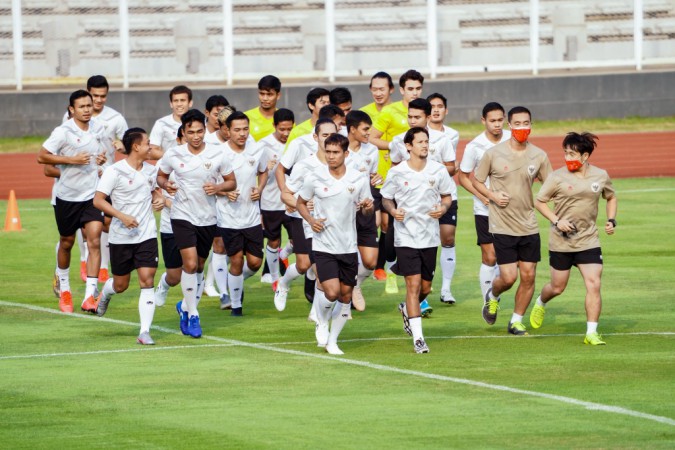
[223,0,233,85]
[325,0,336,82]
[427,0,438,79]
[12,0,22,91]
[530,0,539,75]
[634,0,643,71]
[119,0,130,89]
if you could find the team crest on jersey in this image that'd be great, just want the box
[404,181,409,186]
[128,180,133,185]
[527,165,536,176]
[365,158,371,164]
[204,162,212,170]
[591,182,600,193]
[347,185,355,193]
[429,146,436,154]
[323,187,328,192]
[428,178,436,187]
[180,163,184,168]
[248,158,255,166]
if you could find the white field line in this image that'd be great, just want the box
[1,300,674,427]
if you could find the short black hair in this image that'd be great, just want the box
[346,110,372,133]
[324,133,349,152]
[258,75,282,93]
[508,106,531,122]
[399,70,424,88]
[122,127,146,155]
[69,89,92,107]
[86,75,109,91]
[225,111,249,129]
[181,109,206,129]
[273,108,294,126]
[562,132,599,156]
[404,127,429,145]
[408,98,431,116]
[329,87,352,106]
[482,102,505,118]
[427,93,447,108]
[306,87,330,112]
[370,71,394,89]
[205,95,229,112]
[318,104,345,120]
[314,118,338,135]
[170,85,193,101]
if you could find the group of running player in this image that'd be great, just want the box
[37,71,618,353]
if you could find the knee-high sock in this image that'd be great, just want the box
[314,289,334,324]
[279,263,300,290]
[181,271,198,317]
[266,246,280,280]
[410,316,424,341]
[195,271,204,307]
[57,267,70,294]
[328,302,351,345]
[479,263,497,299]
[138,287,155,333]
[228,272,244,308]
[279,241,293,260]
[356,260,372,288]
[77,228,88,262]
[100,231,110,270]
[440,246,456,292]
[243,260,257,280]
[212,253,229,295]
[205,251,216,287]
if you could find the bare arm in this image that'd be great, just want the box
[156,169,177,195]
[250,170,268,201]
[535,199,575,233]
[369,128,390,151]
[281,185,298,213]
[296,195,325,233]
[605,195,618,235]
[275,162,288,193]
[472,177,510,208]
[93,191,138,228]
[458,170,488,205]
[149,145,164,161]
[382,197,406,222]
[44,164,61,178]
[37,148,90,166]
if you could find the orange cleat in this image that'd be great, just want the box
[373,268,387,281]
[98,268,109,283]
[79,261,87,282]
[271,280,279,293]
[81,295,98,314]
[59,291,74,313]
[281,258,289,269]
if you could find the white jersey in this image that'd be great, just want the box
[280,133,316,171]
[63,106,128,169]
[258,133,286,211]
[443,125,460,152]
[43,118,108,202]
[158,144,233,226]
[216,142,267,229]
[381,160,456,249]
[345,142,379,179]
[97,160,158,245]
[149,114,181,153]
[459,130,511,216]
[298,166,372,255]
[156,157,176,234]
[285,154,326,238]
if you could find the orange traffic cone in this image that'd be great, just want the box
[4,189,22,232]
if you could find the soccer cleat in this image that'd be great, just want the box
[414,339,430,354]
[315,323,329,347]
[274,285,289,312]
[230,307,243,317]
[187,315,202,338]
[372,268,387,281]
[308,302,319,324]
[271,280,279,293]
[98,268,109,283]
[507,321,529,336]
[137,331,155,345]
[52,273,60,298]
[59,291,74,313]
[280,258,288,276]
[529,304,546,329]
[176,301,189,335]
[351,286,366,312]
[154,284,168,307]
[79,261,87,282]
[420,299,433,318]
[219,292,232,310]
[440,289,456,305]
[584,332,606,346]
[96,291,111,317]
[304,275,315,303]
[325,343,344,355]
[81,295,98,314]
[482,289,500,325]
[203,284,220,298]
[261,273,274,284]
[398,302,412,336]
[385,271,399,294]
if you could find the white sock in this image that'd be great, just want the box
[138,287,155,333]
[102,278,116,300]
[315,289,334,324]
[205,251,216,287]
[306,266,316,281]
[100,231,110,270]
[212,253,229,295]
[328,302,351,345]
[158,272,170,291]
[440,246,456,292]
[511,313,523,324]
[587,321,598,334]
[84,277,98,299]
[54,241,59,269]
[77,229,88,262]
[385,260,396,273]
[243,261,256,280]
[181,271,198,317]
[228,272,244,308]
[56,267,70,293]
[536,295,545,307]
[410,316,423,341]
[479,263,496,299]
[279,263,300,289]
[279,241,293,260]
[266,246,280,280]
[356,261,372,288]
[195,272,204,307]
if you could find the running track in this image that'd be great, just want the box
[1,131,674,200]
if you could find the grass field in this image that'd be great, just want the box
[1,177,674,448]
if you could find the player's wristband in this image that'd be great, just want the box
[607,218,617,227]
[553,221,559,228]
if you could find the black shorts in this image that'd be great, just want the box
[170,219,216,259]
[54,197,104,237]
[439,200,458,226]
[356,210,378,248]
[109,238,159,276]
[261,209,292,241]
[474,215,494,246]
[493,233,541,265]
[160,232,183,269]
[393,246,438,282]
[371,185,383,212]
[550,247,603,271]
[218,225,264,258]
[290,217,312,255]
[314,251,358,286]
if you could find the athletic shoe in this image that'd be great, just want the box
[52,273,60,298]
[420,299,433,317]
[95,291,111,317]
[137,331,155,345]
[59,291,74,313]
[372,268,386,281]
[385,271,398,294]
[280,258,288,276]
[352,286,366,311]
[261,273,274,284]
[308,302,319,323]
[440,289,456,305]
[98,268,109,283]
[176,301,189,335]
[154,284,168,307]
[507,321,529,336]
[482,289,500,325]
[271,280,279,293]
[414,339,430,354]
[529,304,546,329]
[315,323,329,347]
[398,302,412,336]
[219,292,232,310]
[187,315,202,338]
[79,261,87,282]
[274,285,289,312]
[204,284,220,298]
[304,275,315,303]
[231,307,243,317]
[325,342,344,355]
[81,295,98,314]
[584,332,606,346]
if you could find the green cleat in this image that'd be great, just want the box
[584,332,606,345]
[507,321,529,336]
[385,271,399,294]
[529,304,546,329]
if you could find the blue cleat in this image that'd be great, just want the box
[176,301,189,335]
[420,299,433,318]
[187,315,202,338]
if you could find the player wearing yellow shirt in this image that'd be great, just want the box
[245,75,281,142]
[286,87,330,146]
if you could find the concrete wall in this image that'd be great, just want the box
[1,70,673,138]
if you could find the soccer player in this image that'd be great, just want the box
[426,93,460,152]
[204,95,229,141]
[345,110,381,311]
[215,111,268,316]
[472,106,552,336]
[38,90,109,313]
[149,85,193,158]
[360,72,395,121]
[285,87,330,146]
[157,109,237,338]
[458,102,511,303]
[93,128,165,344]
[296,133,373,355]
[531,132,617,345]
[381,127,455,353]
[329,87,353,115]
[245,75,282,142]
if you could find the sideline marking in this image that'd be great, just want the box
[1,300,674,427]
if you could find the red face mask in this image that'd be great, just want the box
[566,159,583,172]
[512,128,530,143]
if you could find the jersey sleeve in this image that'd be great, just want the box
[473,149,493,183]
[149,120,163,146]
[96,166,117,196]
[459,143,478,173]
[373,109,392,135]
[438,168,455,197]
[535,173,558,203]
[257,150,268,173]
[219,154,233,177]
[389,135,406,164]
[602,172,616,200]
[380,171,397,200]
[359,176,373,202]
[441,136,456,163]
[42,127,66,154]
[114,115,129,140]
[296,174,315,202]
[537,153,553,182]
[157,151,174,174]
[280,139,300,169]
